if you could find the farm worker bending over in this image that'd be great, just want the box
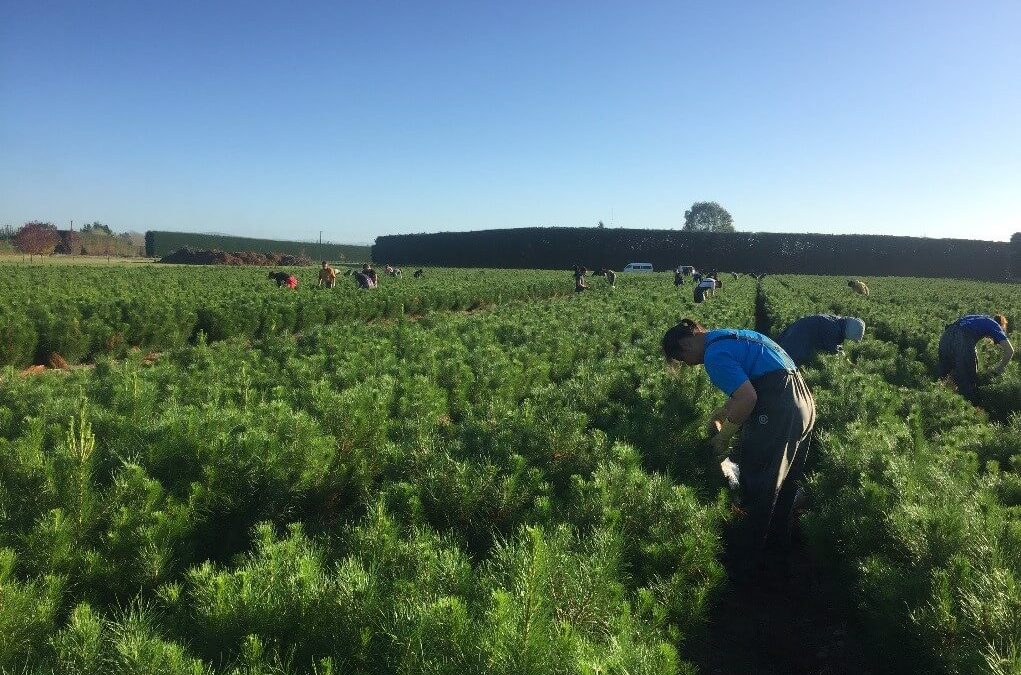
[847,279,870,296]
[937,314,1014,403]
[318,262,337,288]
[662,319,816,583]
[693,276,716,303]
[674,270,685,286]
[574,266,589,293]
[594,268,616,287]
[353,271,376,289]
[268,271,297,288]
[362,264,378,286]
[777,315,866,367]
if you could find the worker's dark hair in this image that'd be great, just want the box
[661,318,706,361]
[993,314,1008,330]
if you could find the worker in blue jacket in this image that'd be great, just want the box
[662,318,815,583]
[777,314,866,367]
[937,314,1014,403]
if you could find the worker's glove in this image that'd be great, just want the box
[705,407,727,436]
[709,420,740,462]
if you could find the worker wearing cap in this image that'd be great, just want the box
[661,319,815,584]
[777,315,866,367]
[937,314,1014,403]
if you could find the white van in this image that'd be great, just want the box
[622,262,654,273]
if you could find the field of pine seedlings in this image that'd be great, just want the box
[0,265,1019,674]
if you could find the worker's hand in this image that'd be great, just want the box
[709,420,740,462]
[705,407,727,435]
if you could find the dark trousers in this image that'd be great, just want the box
[937,325,978,402]
[694,287,708,303]
[734,369,816,577]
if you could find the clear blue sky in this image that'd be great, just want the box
[2,1,1019,244]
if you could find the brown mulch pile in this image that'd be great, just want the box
[160,247,312,266]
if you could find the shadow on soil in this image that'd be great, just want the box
[685,521,874,675]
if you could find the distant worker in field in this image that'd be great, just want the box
[268,271,297,289]
[848,279,870,296]
[694,275,717,303]
[777,315,866,367]
[594,268,616,287]
[318,261,337,289]
[710,271,723,289]
[362,264,378,286]
[574,266,589,293]
[662,319,815,584]
[937,314,1014,403]
[674,269,685,286]
[414,268,424,278]
[354,270,376,289]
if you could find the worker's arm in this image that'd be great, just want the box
[722,380,758,425]
[709,380,758,457]
[994,339,1014,375]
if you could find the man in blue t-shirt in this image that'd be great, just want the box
[937,314,1014,403]
[662,319,815,584]
[777,314,866,367]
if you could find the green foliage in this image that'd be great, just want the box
[0,268,744,672]
[0,548,63,670]
[0,267,573,367]
[4,265,1019,673]
[373,228,1011,279]
[145,231,370,261]
[682,201,734,233]
[1012,231,1021,279]
[764,274,1021,673]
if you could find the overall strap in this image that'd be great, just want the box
[705,331,795,373]
[705,330,772,349]
[704,332,739,349]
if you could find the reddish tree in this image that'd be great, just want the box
[14,221,60,259]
